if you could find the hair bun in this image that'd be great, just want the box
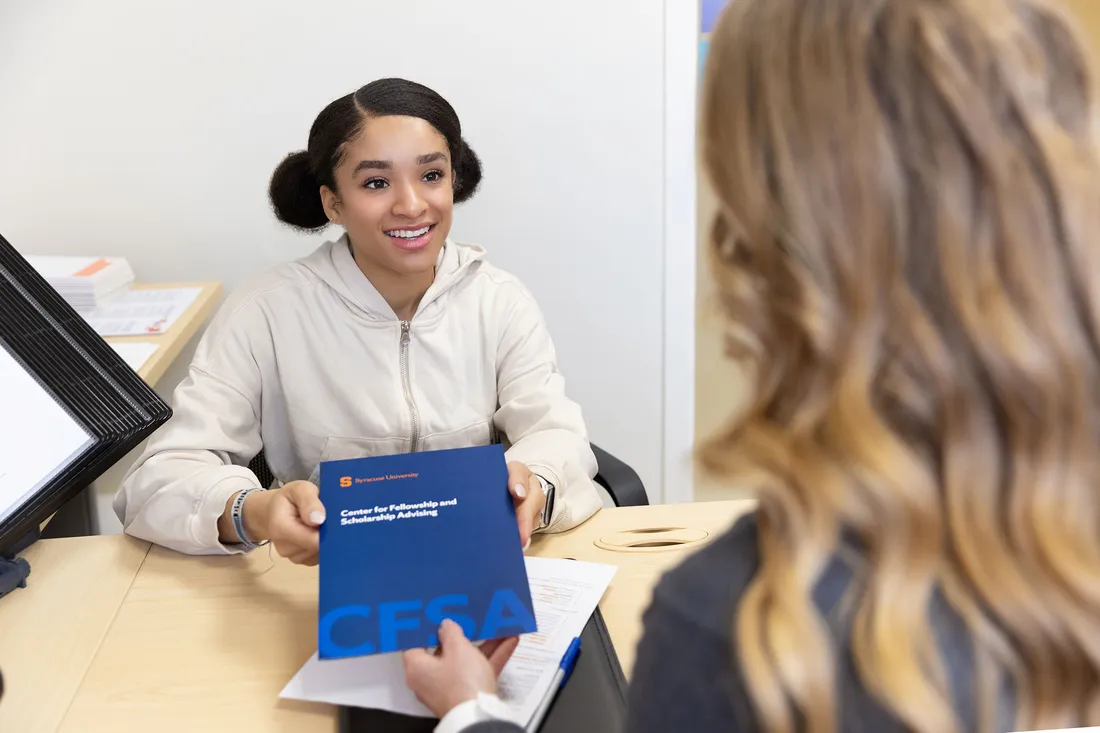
[269,150,330,231]
[452,139,483,204]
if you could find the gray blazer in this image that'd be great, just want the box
[474,512,997,732]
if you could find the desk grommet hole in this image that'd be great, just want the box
[594,528,711,553]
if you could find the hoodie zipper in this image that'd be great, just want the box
[400,321,421,453]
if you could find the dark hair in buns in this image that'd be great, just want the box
[268,78,483,231]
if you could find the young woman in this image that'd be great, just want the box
[114,78,601,561]
[404,0,1100,731]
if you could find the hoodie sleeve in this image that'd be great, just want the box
[492,281,602,533]
[112,297,266,555]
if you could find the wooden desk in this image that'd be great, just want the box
[527,501,754,675]
[1,500,754,732]
[0,535,151,732]
[104,281,222,387]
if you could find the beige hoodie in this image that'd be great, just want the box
[113,236,602,554]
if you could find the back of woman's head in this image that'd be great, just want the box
[269,78,482,231]
[700,0,1100,731]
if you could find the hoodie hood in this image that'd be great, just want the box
[296,232,486,322]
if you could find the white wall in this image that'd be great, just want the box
[0,0,696,530]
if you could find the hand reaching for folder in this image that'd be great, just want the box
[403,618,519,719]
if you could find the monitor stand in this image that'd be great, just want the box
[39,486,95,539]
[0,526,38,600]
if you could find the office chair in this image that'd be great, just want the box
[588,444,648,507]
[247,442,649,508]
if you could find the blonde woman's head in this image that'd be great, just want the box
[701,0,1100,731]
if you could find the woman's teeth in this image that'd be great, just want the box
[386,226,432,239]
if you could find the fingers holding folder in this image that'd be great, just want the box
[403,618,584,733]
[404,619,519,719]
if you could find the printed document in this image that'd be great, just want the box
[80,286,201,337]
[279,556,617,725]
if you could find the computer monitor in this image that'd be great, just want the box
[0,231,171,561]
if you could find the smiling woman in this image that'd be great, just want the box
[112,78,602,564]
[268,79,483,320]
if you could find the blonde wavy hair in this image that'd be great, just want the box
[700,0,1100,731]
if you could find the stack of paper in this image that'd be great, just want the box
[24,255,134,309]
[280,556,617,727]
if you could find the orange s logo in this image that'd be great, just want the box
[339,476,352,487]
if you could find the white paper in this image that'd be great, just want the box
[497,558,618,724]
[107,342,159,373]
[0,346,95,523]
[79,286,201,337]
[279,556,618,725]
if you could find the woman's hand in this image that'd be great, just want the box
[507,462,546,547]
[403,619,519,718]
[220,481,326,565]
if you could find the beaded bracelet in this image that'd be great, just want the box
[231,488,270,550]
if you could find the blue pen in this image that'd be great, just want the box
[525,636,582,732]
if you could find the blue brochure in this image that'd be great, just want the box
[317,444,536,660]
